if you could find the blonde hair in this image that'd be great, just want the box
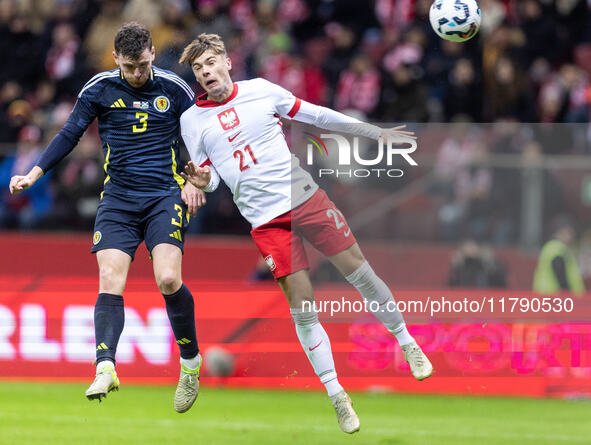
[179,33,226,65]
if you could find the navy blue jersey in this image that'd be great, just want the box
[37,66,195,196]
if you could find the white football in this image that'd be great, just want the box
[204,346,235,377]
[429,0,481,42]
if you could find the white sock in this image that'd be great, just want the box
[291,308,344,397]
[391,324,415,346]
[97,359,115,372]
[345,261,414,346]
[180,354,201,370]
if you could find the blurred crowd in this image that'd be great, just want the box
[1,0,591,239]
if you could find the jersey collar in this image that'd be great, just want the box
[196,83,238,107]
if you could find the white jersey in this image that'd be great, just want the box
[181,78,383,228]
[181,78,317,227]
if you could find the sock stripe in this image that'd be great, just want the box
[164,284,199,359]
[94,293,124,364]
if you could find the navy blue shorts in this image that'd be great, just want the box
[91,191,190,259]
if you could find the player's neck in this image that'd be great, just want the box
[207,83,233,103]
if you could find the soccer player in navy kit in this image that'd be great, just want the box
[9,23,203,413]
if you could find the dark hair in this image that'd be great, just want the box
[114,22,152,59]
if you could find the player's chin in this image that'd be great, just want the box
[204,80,220,93]
[129,77,147,88]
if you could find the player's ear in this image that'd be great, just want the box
[150,46,155,61]
[112,51,119,66]
[226,56,232,71]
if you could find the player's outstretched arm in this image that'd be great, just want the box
[29,87,97,184]
[294,99,416,142]
[9,166,44,195]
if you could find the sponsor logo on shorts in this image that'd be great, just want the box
[169,230,183,241]
[93,231,102,245]
[154,96,170,112]
[264,255,276,271]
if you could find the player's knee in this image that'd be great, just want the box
[99,265,126,294]
[288,293,313,309]
[156,270,181,294]
[352,247,366,264]
[347,245,366,269]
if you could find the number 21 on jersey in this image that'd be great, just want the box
[234,145,258,171]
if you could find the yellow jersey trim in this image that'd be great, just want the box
[171,146,185,189]
[101,143,111,199]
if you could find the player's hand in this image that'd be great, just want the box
[9,175,35,195]
[9,166,43,195]
[181,161,212,190]
[380,125,417,143]
[181,181,206,216]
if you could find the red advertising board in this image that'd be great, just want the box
[1,275,590,398]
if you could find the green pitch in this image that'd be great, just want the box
[0,381,590,445]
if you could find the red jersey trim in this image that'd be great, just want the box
[287,97,302,118]
[196,84,239,107]
[200,159,212,167]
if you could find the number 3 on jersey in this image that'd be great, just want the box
[234,145,258,171]
[133,112,148,133]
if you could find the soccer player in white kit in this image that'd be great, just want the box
[179,34,433,434]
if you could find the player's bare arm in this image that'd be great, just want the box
[181,161,212,190]
[181,181,206,216]
[9,166,44,195]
